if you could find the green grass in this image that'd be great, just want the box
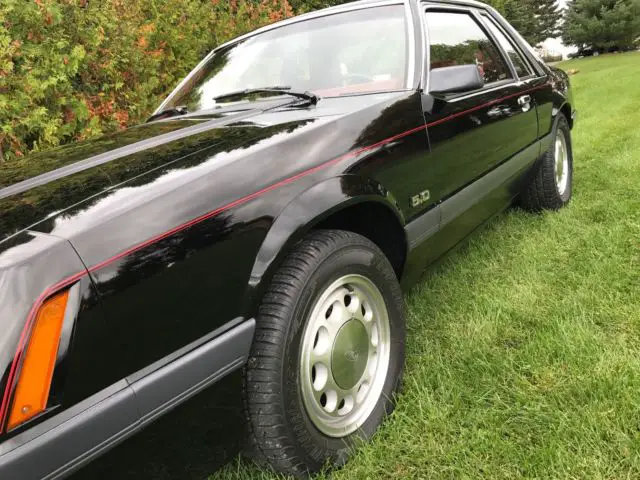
[213,52,640,479]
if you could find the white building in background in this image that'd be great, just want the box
[541,37,578,60]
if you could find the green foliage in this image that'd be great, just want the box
[0,0,565,163]
[563,0,640,50]
[535,0,563,40]
[287,0,350,11]
[498,0,562,46]
[0,0,293,162]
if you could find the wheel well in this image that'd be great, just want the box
[313,202,407,278]
[561,103,573,129]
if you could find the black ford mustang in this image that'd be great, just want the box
[0,0,575,478]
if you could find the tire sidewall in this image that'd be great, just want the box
[552,114,573,204]
[281,240,404,469]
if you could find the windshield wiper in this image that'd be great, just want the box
[212,87,318,105]
[147,106,189,123]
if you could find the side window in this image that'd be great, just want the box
[482,15,533,78]
[425,11,513,85]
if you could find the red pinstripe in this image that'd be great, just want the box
[0,84,548,430]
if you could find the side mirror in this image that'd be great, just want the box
[429,64,484,96]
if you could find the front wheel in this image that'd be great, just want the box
[243,230,405,477]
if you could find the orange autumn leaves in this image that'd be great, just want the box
[0,0,294,161]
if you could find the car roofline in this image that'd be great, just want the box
[213,0,406,51]
[207,0,492,55]
[425,0,492,9]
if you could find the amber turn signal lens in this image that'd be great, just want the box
[7,290,69,430]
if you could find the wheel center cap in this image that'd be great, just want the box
[331,319,369,390]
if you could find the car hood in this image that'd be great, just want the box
[2,94,390,244]
[0,92,409,244]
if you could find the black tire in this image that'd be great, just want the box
[243,230,405,477]
[519,113,573,212]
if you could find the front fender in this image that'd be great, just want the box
[0,232,95,435]
[243,174,405,317]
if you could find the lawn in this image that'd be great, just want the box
[213,52,640,479]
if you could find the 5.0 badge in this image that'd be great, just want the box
[410,190,431,208]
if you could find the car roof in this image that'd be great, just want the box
[213,0,493,53]
[321,0,491,13]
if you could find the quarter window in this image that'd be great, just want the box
[482,16,532,78]
[425,11,512,85]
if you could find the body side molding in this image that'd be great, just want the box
[440,140,542,227]
[405,135,546,249]
[406,207,441,250]
[0,319,255,480]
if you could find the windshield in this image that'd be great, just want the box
[160,5,409,112]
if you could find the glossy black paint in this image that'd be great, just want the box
[0,0,575,475]
[42,91,430,405]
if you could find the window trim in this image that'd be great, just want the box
[438,78,516,103]
[421,4,519,98]
[483,6,548,78]
[404,0,418,90]
[469,9,519,81]
[478,12,536,81]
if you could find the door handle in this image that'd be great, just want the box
[518,95,532,112]
[518,95,531,105]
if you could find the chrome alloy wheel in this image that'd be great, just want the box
[300,275,391,438]
[554,128,570,195]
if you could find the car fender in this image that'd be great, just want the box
[548,67,576,129]
[0,232,95,435]
[243,174,406,317]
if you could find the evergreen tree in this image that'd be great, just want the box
[290,0,562,47]
[503,0,539,44]
[563,0,640,51]
[536,0,563,40]
[501,0,562,46]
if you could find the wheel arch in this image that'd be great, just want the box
[559,102,574,129]
[547,101,574,144]
[243,175,407,319]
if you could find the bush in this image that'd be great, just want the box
[0,0,294,161]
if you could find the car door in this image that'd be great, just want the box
[421,6,539,214]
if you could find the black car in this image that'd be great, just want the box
[569,47,600,58]
[0,0,575,478]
